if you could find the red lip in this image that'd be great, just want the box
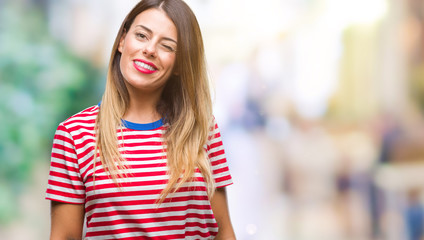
[133,59,158,74]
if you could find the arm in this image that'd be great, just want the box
[50,201,85,240]
[210,187,236,240]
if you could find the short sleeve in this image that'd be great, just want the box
[45,123,85,204]
[206,118,233,188]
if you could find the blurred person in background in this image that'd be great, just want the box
[405,188,424,240]
[44,0,235,239]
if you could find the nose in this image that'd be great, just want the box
[142,41,157,58]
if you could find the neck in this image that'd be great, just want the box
[123,88,163,124]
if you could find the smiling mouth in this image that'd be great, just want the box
[134,60,157,71]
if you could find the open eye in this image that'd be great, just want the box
[135,32,148,40]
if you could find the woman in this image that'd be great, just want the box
[46,0,236,239]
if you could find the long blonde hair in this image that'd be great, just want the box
[94,0,215,203]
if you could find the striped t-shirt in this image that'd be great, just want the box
[45,105,233,239]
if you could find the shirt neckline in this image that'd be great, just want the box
[96,103,163,130]
[121,118,163,131]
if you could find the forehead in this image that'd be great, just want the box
[130,8,177,39]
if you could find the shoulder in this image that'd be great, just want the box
[208,116,221,136]
[59,105,99,130]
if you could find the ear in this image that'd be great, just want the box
[118,32,127,53]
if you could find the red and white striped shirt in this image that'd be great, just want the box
[46,105,233,239]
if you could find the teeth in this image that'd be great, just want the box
[135,61,155,71]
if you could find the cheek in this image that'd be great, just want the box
[119,55,129,80]
[119,43,135,76]
[165,55,177,70]
[120,38,138,57]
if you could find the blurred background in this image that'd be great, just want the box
[1,0,424,239]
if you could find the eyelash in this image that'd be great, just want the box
[162,45,174,51]
[136,33,147,39]
[135,32,176,52]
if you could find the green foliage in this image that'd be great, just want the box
[0,2,103,224]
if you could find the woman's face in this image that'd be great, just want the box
[118,8,177,95]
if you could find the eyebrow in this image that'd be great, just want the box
[135,25,177,44]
